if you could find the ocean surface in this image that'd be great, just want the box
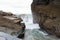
[0,14,60,40]
[22,14,60,40]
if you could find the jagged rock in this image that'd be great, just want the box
[31,0,60,37]
[0,11,25,38]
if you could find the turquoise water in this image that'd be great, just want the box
[24,29,60,40]
[21,14,60,40]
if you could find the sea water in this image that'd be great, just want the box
[21,14,60,40]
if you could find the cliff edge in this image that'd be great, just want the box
[31,0,60,37]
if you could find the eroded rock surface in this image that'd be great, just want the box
[0,11,25,38]
[31,0,60,37]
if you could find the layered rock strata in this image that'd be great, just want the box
[0,11,25,38]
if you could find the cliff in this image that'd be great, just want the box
[31,0,60,37]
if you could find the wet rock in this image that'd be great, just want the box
[31,0,60,37]
[17,23,25,39]
[0,11,25,38]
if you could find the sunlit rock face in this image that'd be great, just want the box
[31,0,60,37]
[0,11,25,38]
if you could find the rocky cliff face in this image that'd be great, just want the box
[0,11,25,38]
[31,0,60,37]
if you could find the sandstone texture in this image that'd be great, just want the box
[0,11,25,37]
[31,0,60,37]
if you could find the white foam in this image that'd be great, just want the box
[0,32,22,40]
[0,37,5,40]
[25,23,40,29]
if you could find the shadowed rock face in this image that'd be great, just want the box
[0,11,25,38]
[33,0,49,5]
[33,0,54,5]
[31,0,60,37]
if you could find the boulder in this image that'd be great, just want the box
[0,11,25,38]
[31,0,60,37]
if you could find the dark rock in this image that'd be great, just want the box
[18,33,24,39]
[32,0,54,5]
[53,0,60,5]
[17,23,25,39]
[33,0,49,5]
[31,0,60,37]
